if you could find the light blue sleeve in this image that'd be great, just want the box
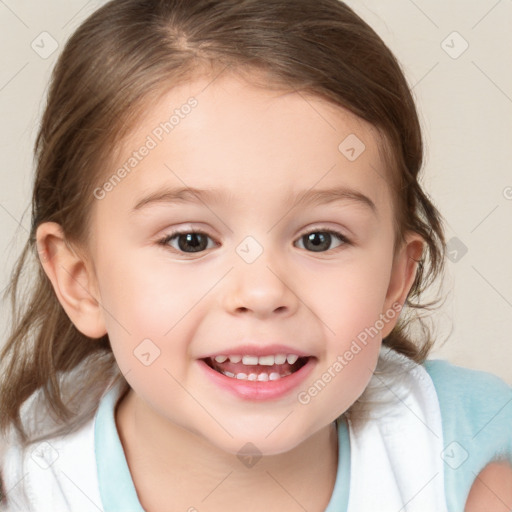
[423,359,512,512]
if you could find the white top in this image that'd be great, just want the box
[1,345,511,511]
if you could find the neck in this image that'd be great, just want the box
[115,389,339,512]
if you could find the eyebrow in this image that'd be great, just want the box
[131,185,377,215]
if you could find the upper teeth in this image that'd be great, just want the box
[213,354,300,365]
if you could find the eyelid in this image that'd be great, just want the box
[158,225,351,241]
[294,227,352,255]
[157,224,352,257]
[296,225,352,244]
[157,227,217,246]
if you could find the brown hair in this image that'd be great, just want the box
[0,0,446,444]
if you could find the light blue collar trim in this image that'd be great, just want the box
[94,383,145,512]
[324,415,351,511]
[94,384,351,511]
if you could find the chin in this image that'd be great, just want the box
[210,426,315,460]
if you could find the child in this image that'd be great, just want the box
[1,0,511,510]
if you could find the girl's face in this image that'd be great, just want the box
[85,70,418,455]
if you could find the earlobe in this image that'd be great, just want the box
[36,222,107,339]
[381,232,425,339]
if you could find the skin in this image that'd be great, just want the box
[37,70,511,511]
[465,460,512,511]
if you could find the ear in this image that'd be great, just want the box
[381,231,424,339]
[36,222,107,339]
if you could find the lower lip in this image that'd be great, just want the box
[197,358,317,401]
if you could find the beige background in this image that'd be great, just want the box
[0,1,511,383]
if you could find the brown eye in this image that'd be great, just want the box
[295,230,349,252]
[160,231,215,253]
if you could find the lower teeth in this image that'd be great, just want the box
[221,370,292,381]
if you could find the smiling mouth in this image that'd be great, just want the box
[202,355,311,381]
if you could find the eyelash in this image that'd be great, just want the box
[157,227,351,255]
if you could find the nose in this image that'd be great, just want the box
[222,250,299,319]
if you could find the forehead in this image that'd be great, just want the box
[97,71,393,219]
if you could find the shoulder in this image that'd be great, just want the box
[422,358,512,510]
[423,357,512,395]
[0,416,100,511]
[423,358,512,439]
[0,373,122,510]
[465,460,512,511]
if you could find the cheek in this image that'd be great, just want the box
[305,250,393,337]
[96,247,198,330]
[95,249,217,368]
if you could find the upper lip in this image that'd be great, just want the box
[199,344,313,359]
